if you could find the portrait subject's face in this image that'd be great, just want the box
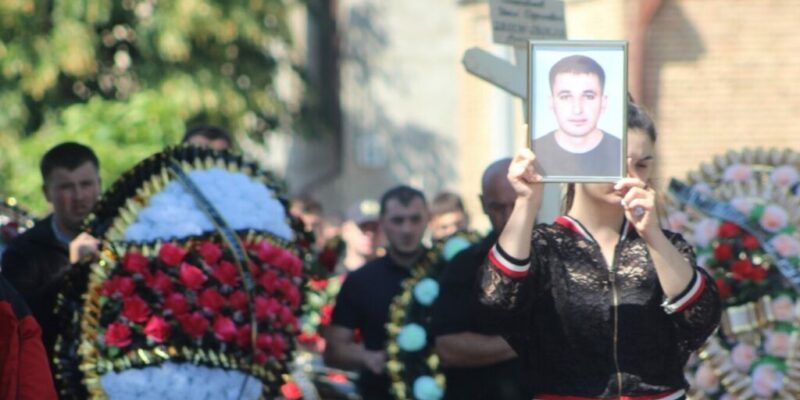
[549,73,607,138]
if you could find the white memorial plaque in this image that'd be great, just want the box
[489,0,566,48]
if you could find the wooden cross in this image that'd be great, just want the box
[461,0,566,222]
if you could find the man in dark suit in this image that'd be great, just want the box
[431,158,531,399]
[1,142,101,361]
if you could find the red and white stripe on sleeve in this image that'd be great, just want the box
[661,269,707,314]
[488,243,530,278]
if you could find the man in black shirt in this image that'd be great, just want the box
[325,185,429,399]
[431,158,531,399]
[533,54,621,178]
[1,142,101,363]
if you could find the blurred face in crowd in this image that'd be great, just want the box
[186,135,230,151]
[43,161,101,235]
[380,197,429,256]
[429,211,469,240]
[550,72,607,139]
[342,220,383,258]
[480,163,516,233]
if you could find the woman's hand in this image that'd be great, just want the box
[614,178,660,240]
[508,149,544,203]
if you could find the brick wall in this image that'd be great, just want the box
[644,0,800,186]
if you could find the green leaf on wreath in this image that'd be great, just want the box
[779,225,796,235]
[108,346,120,358]
[774,321,797,333]
[749,204,766,221]
[753,356,787,373]
[306,293,323,307]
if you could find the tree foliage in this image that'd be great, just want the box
[3,91,188,213]
[0,0,306,213]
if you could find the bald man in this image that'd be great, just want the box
[430,159,531,399]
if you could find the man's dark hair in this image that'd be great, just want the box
[181,124,234,147]
[40,142,99,182]
[291,193,323,215]
[430,191,465,217]
[549,55,606,92]
[380,185,427,216]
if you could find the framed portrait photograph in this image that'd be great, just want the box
[528,40,628,182]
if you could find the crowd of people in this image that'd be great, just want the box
[0,99,721,400]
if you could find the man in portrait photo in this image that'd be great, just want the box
[533,54,621,178]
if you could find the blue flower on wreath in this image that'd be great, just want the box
[413,278,439,306]
[397,323,427,352]
[443,236,471,261]
[413,375,444,400]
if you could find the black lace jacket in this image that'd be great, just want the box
[479,217,721,398]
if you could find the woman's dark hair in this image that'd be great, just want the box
[562,101,656,213]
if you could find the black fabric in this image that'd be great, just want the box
[330,254,412,399]
[431,234,531,399]
[532,131,621,177]
[1,214,70,362]
[479,223,721,398]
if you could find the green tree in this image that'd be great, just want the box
[4,91,188,213]
[0,0,309,213]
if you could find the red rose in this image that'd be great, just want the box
[750,266,768,282]
[731,259,754,280]
[121,296,151,323]
[179,262,207,290]
[255,296,281,320]
[254,349,268,364]
[236,324,252,348]
[103,276,136,298]
[715,278,731,298]
[278,305,296,329]
[247,260,262,278]
[256,332,273,350]
[212,260,240,286]
[285,284,301,310]
[105,322,132,348]
[297,331,319,345]
[718,222,741,238]
[178,312,209,339]
[228,290,249,313]
[198,288,226,313]
[159,243,187,267]
[275,250,303,277]
[280,381,303,400]
[327,371,349,384]
[164,292,190,316]
[320,304,333,326]
[147,271,174,296]
[122,251,150,275]
[270,334,286,357]
[143,316,171,343]
[742,234,761,250]
[713,244,734,261]
[198,242,223,265]
[257,270,279,293]
[309,279,328,291]
[289,254,304,277]
[254,241,282,264]
[318,249,338,272]
[213,316,237,342]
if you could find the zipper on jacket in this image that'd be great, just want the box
[610,243,623,397]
